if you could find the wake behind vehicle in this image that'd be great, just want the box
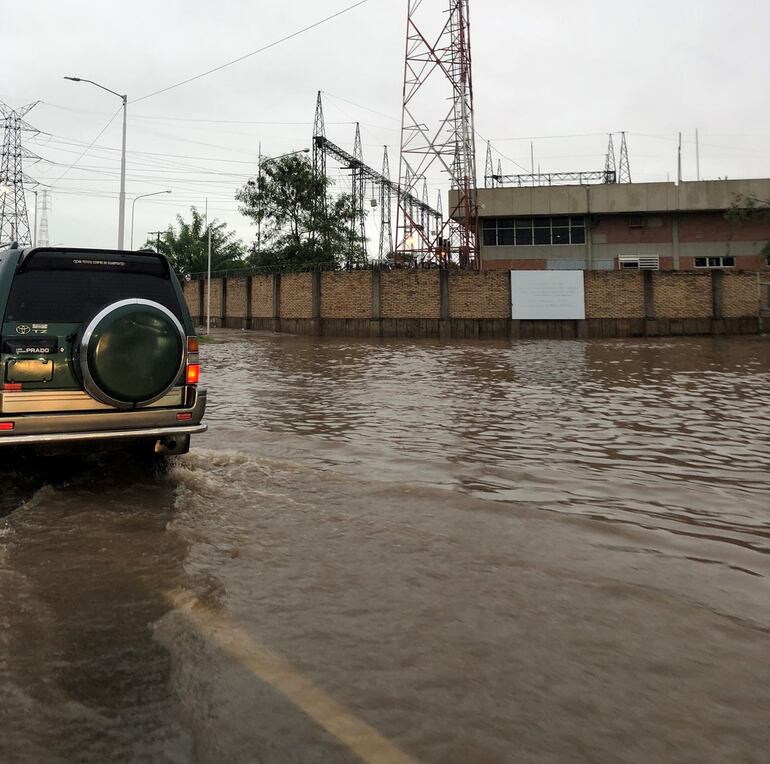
[0,245,206,456]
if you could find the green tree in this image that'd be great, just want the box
[726,194,770,259]
[145,206,246,277]
[235,154,366,271]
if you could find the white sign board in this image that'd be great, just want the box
[510,270,585,320]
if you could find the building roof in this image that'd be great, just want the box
[467,178,770,217]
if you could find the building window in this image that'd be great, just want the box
[694,256,735,268]
[618,255,660,270]
[481,216,585,246]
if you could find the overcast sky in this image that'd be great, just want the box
[4,0,770,253]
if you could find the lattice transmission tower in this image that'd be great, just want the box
[37,188,51,247]
[378,146,393,260]
[618,131,631,183]
[0,101,41,247]
[396,0,478,268]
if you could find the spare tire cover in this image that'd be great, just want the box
[80,299,185,407]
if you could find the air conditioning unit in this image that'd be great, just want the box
[618,255,660,270]
[628,216,645,228]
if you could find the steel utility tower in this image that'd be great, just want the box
[37,189,51,247]
[618,132,631,183]
[349,122,366,266]
[378,146,393,260]
[396,0,478,268]
[605,133,616,180]
[312,91,328,254]
[0,101,41,247]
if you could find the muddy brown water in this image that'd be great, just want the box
[1,333,768,763]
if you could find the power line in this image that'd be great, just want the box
[50,106,122,187]
[132,0,375,104]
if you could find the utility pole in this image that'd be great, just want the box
[147,230,164,249]
[205,198,211,335]
[695,128,700,181]
[677,132,682,184]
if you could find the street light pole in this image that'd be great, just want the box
[130,190,171,249]
[64,76,128,249]
[118,95,127,249]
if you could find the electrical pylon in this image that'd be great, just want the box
[605,133,616,182]
[37,189,51,246]
[396,0,478,268]
[378,146,393,261]
[484,141,494,188]
[311,90,328,253]
[618,131,631,183]
[349,122,366,266]
[0,101,41,247]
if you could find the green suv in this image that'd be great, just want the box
[0,245,206,455]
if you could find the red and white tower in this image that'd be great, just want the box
[395,0,478,268]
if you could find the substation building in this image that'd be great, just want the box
[471,177,770,273]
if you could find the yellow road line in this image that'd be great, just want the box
[166,591,416,764]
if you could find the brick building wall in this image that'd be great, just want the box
[321,272,372,318]
[227,278,248,318]
[585,271,645,319]
[280,273,313,319]
[448,271,509,318]
[653,272,712,318]
[251,275,273,318]
[381,271,441,319]
[593,215,674,245]
[722,273,758,317]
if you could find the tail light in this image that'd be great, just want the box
[186,363,200,385]
[0,422,15,431]
[186,336,200,386]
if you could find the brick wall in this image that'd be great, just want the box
[679,212,770,242]
[722,273,758,317]
[593,215,673,245]
[227,277,248,318]
[206,278,223,319]
[449,271,509,318]
[585,271,645,319]
[280,273,313,319]
[321,271,371,318]
[381,271,440,319]
[251,275,273,318]
[183,279,199,316]
[653,272,712,318]
[483,258,547,270]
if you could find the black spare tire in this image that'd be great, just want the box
[79,299,185,408]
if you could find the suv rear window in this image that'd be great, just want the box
[4,251,183,323]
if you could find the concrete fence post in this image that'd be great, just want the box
[311,271,321,319]
[272,273,281,331]
[711,270,724,319]
[371,269,381,320]
[245,275,253,329]
[439,269,450,320]
[643,270,655,319]
[221,276,228,327]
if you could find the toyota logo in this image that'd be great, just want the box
[15,325,31,335]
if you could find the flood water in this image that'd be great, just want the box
[1,333,769,763]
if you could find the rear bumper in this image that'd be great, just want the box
[0,387,207,446]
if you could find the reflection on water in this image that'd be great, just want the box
[1,334,769,762]
[207,335,770,560]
